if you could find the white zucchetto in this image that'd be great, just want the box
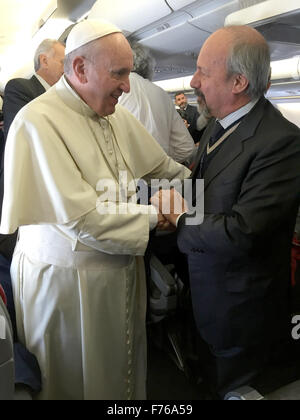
[65,18,122,55]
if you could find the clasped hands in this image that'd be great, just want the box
[150,188,188,231]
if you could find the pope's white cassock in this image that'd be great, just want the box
[0,75,190,400]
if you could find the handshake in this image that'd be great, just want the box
[150,188,189,231]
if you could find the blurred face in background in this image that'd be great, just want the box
[175,93,188,109]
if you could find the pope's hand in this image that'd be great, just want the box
[156,212,176,231]
[151,188,188,226]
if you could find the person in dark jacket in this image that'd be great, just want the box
[152,25,300,399]
[175,91,201,143]
[3,39,65,139]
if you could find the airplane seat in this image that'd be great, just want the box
[0,263,41,400]
[145,231,189,324]
[147,254,183,324]
[0,286,35,400]
[0,286,14,400]
[145,230,198,380]
[146,252,195,378]
[291,217,300,314]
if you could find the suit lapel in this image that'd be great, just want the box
[201,97,267,189]
[203,128,245,188]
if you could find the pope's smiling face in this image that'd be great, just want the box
[83,33,133,116]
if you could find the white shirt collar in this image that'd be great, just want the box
[218,99,259,129]
[34,73,51,91]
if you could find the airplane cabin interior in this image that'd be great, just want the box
[0,0,300,401]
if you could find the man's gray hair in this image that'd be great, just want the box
[130,42,156,81]
[34,39,62,72]
[225,27,271,100]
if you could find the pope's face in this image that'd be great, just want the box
[84,34,133,116]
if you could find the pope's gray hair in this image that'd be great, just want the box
[34,39,62,72]
[224,26,271,100]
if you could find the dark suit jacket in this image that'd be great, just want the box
[185,104,201,143]
[3,75,46,139]
[0,75,46,259]
[177,97,300,350]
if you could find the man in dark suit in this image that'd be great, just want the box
[175,91,201,143]
[152,25,300,398]
[1,39,65,259]
[3,39,65,139]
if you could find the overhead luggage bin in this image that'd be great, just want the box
[224,0,300,61]
[155,75,193,92]
[131,10,208,55]
[88,0,172,34]
[167,0,209,11]
[189,0,240,33]
[225,0,300,27]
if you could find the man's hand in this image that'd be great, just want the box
[151,188,188,227]
[183,119,190,128]
[156,212,176,231]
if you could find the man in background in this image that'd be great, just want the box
[3,39,65,139]
[175,91,201,143]
[119,42,194,163]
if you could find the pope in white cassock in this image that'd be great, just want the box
[0,19,190,400]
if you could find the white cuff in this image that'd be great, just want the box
[149,205,158,230]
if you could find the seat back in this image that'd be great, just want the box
[147,254,183,323]
[0,291,14,400]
